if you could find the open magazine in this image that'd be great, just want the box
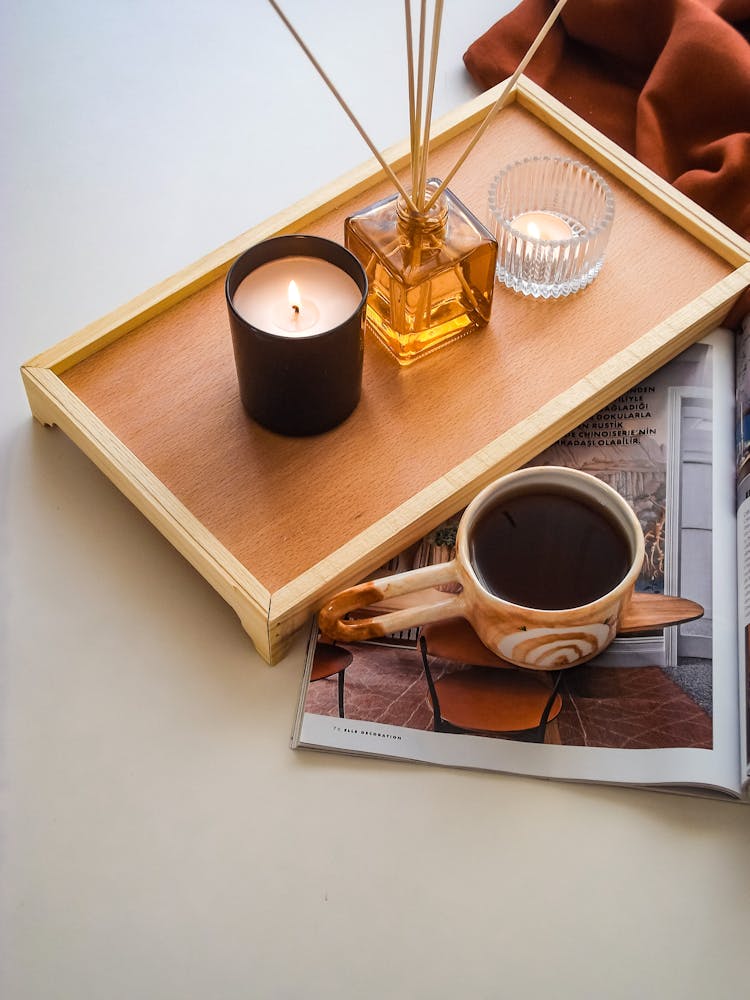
[292,326,750,801]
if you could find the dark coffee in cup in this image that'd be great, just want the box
[468,487,632,610]
[319,467,645,670]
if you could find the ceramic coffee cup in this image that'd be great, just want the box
[319,467,646,670]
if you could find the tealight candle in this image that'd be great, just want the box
[489,156,614,298]
[226,236,367,436]
[512,211,573,241]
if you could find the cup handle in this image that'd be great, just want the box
[319,560,465,642]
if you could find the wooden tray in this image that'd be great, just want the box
[21,77,750,664]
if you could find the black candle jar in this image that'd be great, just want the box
[225,235,368,436]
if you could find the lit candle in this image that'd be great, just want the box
[226,236,367,436]
[231,256,361,337]
[512,211,573,241]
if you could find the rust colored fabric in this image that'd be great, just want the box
[464,0,750,326]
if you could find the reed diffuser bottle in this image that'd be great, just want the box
[345,180,497,365]
[270,0,568,364]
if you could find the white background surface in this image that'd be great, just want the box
[2,2,749,997]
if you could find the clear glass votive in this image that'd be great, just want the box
[488,156,615,299]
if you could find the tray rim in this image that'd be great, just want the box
[21,76,750,664]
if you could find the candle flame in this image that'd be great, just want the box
[288,280,301,315]
[527,220,541,240]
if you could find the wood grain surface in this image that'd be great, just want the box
[618,593,705,635]
[61,102,734,597]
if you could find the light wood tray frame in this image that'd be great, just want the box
[21,77,750,663]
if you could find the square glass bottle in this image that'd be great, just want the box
[344,180,498,365]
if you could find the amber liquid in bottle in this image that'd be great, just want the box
[345,180,497,365]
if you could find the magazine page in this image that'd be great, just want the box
[294,331,742,797]
[735,314,750,786]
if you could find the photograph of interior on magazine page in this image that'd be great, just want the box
[296,333,745,798]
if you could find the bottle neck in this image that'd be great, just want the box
[397,181,448,237]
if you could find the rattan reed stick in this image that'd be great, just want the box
[268,0,419,212]
[416,0,444,209]
[405,1,418,193]
[423,0,569,211]
[412,0,428,200]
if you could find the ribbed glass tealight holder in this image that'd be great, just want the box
[488,156,615,299]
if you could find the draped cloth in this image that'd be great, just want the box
[464,0,750,326]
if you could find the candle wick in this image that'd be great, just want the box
[292,304,300,315]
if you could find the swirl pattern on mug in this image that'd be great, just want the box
[497,623,614,668]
